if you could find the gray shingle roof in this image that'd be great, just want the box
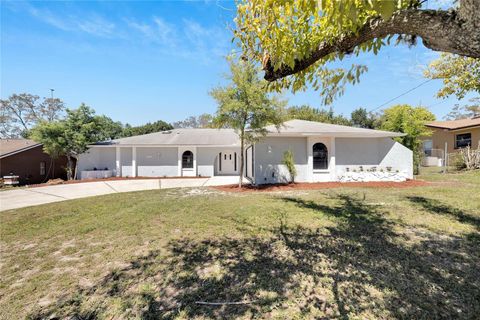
[263,119,405,138]
[98,128,240,146]
[93,120,404,147]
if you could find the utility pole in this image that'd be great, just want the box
[50,88,54,99]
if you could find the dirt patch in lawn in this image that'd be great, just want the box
[214,179,431,192]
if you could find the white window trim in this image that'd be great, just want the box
[307,137,336,182]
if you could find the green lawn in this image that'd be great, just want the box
[1,169,479,319]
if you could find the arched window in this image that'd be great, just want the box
[313,143,328,170]
[182,151,193,168]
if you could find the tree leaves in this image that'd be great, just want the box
[380,104,436,173]
[0,94,65,138]
[424,53,480,99]
[234,0,419,105]
[210,57,286,143]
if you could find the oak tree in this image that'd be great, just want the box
[32,104,119,180]
[234,0,480,104]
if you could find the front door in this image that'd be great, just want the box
[181,150,195,176]
[219,151,236,174]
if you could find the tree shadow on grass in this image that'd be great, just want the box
[29,194,480,319]
[407,196,480,230]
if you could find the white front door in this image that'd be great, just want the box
[308,137,335,182]
[181,150,195,176]
[219,151,237,174]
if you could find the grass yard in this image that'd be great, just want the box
[1,169,479,319]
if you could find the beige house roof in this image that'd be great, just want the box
[425,117,480,130]
[264,119,405,138]
[0,139,41,158]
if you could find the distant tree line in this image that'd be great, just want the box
[0,93,174,140]
[171,114,214,129]
[7,85,477,181]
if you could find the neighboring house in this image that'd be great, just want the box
[78,120,412,184]
[0,139,69,185]
[422,116,480,166]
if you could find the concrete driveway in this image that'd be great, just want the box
[0,176,243,211]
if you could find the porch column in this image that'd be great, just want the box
[132,147,137,177]
[177,147,182,176]
[115,146,121,177]
[192,146,197,176]
[307,137,313,182]
[330,137,336,180]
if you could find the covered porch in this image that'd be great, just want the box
[78,145,242,179]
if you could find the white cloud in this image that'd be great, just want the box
[153,17,176,44]
[126,16,231,64]
[77,15,116,37]
[13,1,232,63]
[182,19,231,62]
[19,2,117,38]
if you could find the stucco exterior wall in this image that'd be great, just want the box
[120,147,133,177]
[137,147,178,177]
[77,147,116,173]
[197,147,240,177]
[429,127,480,153]
[378,139,413,179]
[77,136,413,183]
[336,138,380,166]
[78,146,243,179]
[335,138,413,179]
[253,137,412,184]
[254,137,308,184]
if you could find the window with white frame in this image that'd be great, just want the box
[313,143,328,170]
[40,161,46,175]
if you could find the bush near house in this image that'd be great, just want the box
[282,150,297,183]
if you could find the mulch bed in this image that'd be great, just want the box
[213,179,431,192]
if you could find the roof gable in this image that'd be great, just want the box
[425,117,480,130]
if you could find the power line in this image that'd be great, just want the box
[370,79,433,113]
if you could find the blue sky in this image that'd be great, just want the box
[1,0,474,125]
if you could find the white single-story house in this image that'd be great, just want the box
[77,119,413,184]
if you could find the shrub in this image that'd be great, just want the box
[451,153,467,171]
[458,144,480,170]
[282,150,297,183]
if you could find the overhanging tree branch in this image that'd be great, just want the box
[264,8,480,81]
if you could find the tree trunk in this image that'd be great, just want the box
[74,157,78,180]
[239,133,245,188]
[66,154,73,180]
[264,3,480,81]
